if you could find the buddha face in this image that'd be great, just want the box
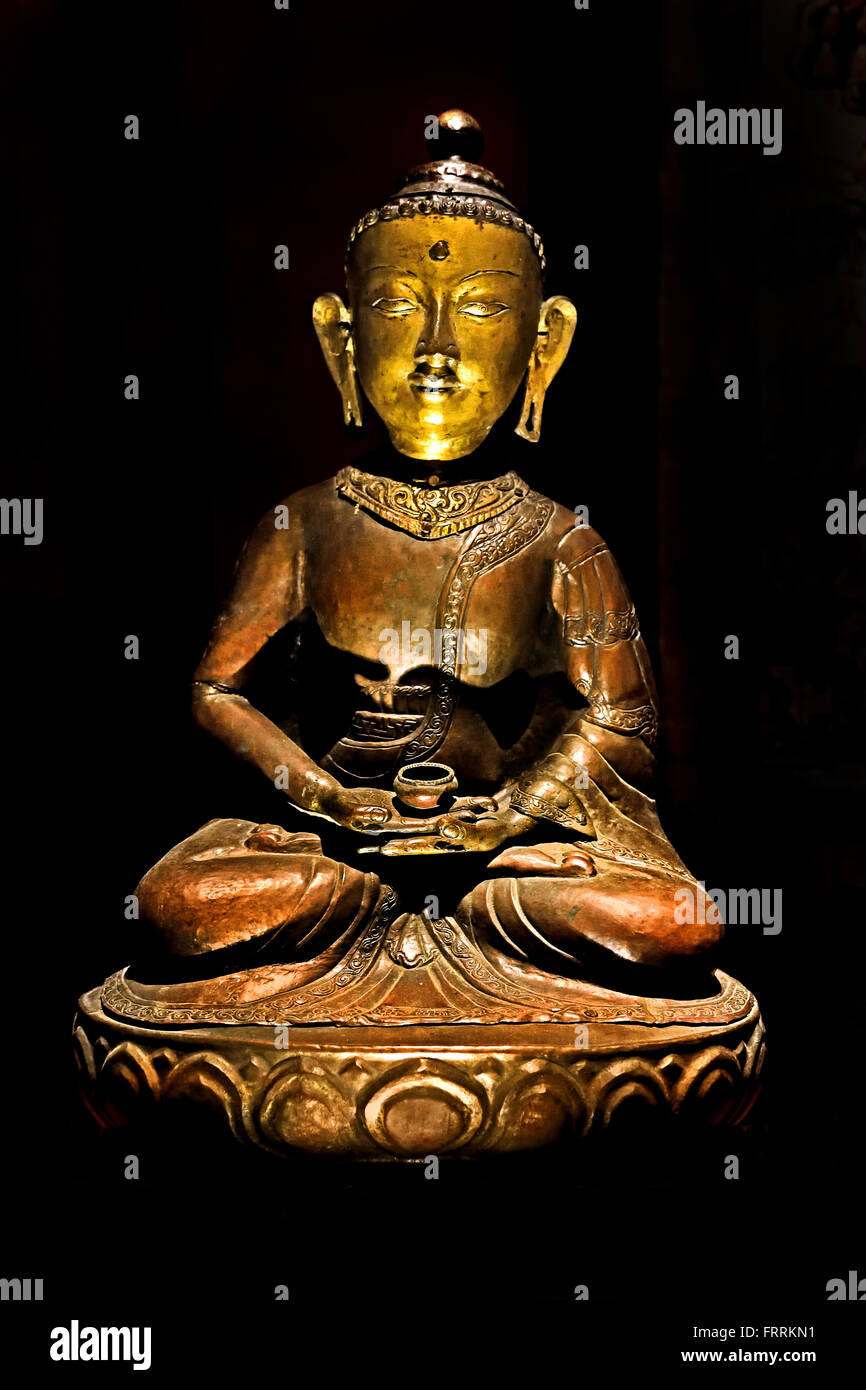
[314,213,576,464]
[347,216,541,461]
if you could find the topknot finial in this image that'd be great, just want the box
[435,109,484,164]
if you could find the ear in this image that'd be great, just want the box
[312,293,363,427]
[515,295,577,443]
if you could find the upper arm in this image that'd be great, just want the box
[551,524,658,741]
[193,504,307,689]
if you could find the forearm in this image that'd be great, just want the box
[556,715,656,789]
[191,682,340,816]
[504,715,656,835]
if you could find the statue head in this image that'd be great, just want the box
[313,110,576,464]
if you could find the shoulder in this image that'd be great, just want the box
[241,478,340,560]
[261,478,339,532]
[523,494,609,563]
[547,513,636,616]
[552,518,610,573]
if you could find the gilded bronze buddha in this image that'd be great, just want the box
[76,112,763,1156]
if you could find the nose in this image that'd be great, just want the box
[415,295,458,364]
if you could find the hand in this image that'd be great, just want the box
[367,807,522,856]
[325,786,498,836]
[325,786,419,833]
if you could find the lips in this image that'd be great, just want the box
[408,370,459,397]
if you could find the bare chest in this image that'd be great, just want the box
[305,512,560,686]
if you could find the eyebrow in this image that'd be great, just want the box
[364,265,521,283]
[457,270,521,283]
[366,264,420,279]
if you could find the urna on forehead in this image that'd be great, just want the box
[348,214,543,293]
[345,109,547,280]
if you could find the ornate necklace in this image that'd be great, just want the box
[335,466,529,539]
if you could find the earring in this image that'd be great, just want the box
[337,329,363,428]
[312,293,364,428]
[514,297,577,443]
[515,358,547,444]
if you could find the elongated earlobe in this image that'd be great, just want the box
[515,296,577,443]
[312,293,363,427]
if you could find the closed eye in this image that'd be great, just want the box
[371,297,419,318]
[458,301,510,319]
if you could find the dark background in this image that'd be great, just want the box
[5,0,865,1372]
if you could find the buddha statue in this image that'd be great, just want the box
[77,112,763,1156]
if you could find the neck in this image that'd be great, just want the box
[353,430,526,487]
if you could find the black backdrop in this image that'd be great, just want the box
[5,0,865,1373]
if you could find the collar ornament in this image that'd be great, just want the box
[335,467,529,539]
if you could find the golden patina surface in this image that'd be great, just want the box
[335,466,528,538]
